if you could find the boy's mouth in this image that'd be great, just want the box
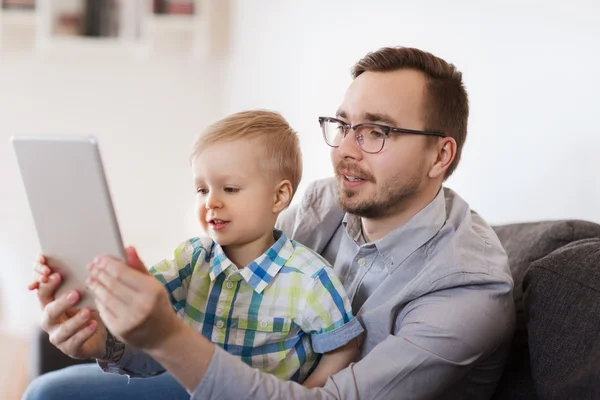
[208,219,230,231]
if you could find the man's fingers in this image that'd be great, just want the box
[60,320,99,358]
[41,290,80,331]
[87,270,134,315]
[49,308,92,346]
[91,256,148,291]
[88,265,135,306]
[125,246,147,273]
[95,296,118,321]
[91,283,122,336]
[88,272,137,334]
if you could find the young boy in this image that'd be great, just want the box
[30,110,363,387]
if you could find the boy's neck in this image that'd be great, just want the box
[222,230,276,269]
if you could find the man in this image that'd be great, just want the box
[25,46,514,400]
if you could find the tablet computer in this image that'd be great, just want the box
[11,136,125,310]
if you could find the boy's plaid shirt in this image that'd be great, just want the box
[150,230,363,382]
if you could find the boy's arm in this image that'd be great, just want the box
[302,339,359,388]
[300,267,364,378]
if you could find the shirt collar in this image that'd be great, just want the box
[209,229,294,294]
[342,212,364,243]
[343,188,447,273]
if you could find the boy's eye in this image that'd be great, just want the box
[224,187,239,193]
[196,188,208,195]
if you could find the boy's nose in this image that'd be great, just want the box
[205,194,223,210]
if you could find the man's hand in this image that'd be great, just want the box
[30,255,107,360]
[86,246,184,351]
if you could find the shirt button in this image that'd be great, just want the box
[225,281,234,289]
[260,320,268,328]
[357,258,366,266]
[216,320,224,329]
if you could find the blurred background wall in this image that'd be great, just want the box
[1,0,599,338]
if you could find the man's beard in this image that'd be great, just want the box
[335,162,423,219]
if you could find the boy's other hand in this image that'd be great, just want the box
[27,255,51,291]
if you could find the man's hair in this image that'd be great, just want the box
[352,47,468,179]
[190,109,302,196]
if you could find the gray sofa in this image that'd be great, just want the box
[31,220,600,399]
[492,220,600,399]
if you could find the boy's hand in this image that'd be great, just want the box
[30,255,108,360]
[28,255,51,291]
[86,246,183,352]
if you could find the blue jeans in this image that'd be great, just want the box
[23,364,190,400]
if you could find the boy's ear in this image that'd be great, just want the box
[273,180,293,214]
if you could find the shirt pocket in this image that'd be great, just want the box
[235,316,295,348]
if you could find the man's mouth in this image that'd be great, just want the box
[344,175,365,182]
[336,161,372,185]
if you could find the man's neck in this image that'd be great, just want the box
[361,185,441,242]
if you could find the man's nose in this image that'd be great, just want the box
[336,129,362,160]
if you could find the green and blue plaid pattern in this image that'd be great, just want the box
[149,230,361,382]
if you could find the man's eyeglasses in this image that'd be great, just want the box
[318,116,446,154]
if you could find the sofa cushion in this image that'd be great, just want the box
[493,220,600,320]
[491,220,600,400]
[523,238,600,399]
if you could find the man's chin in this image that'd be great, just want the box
[338,190,386,217]
[339,195,363,213]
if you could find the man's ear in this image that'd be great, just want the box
[273,180,293,214]
[428,137,456,179]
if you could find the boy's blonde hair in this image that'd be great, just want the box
[190,110,303,197]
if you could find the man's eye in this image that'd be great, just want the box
[196,188,208,195]
[369,129,385,139]
[224,187,239,193]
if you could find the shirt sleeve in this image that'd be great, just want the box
[300,268,363,354]
[150,237,207,314]
[192,283,515,399]
[97,345,165,378]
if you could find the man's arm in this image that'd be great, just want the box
[97,239,203,377]
[147,282,514,399]
[98,339,166,378]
